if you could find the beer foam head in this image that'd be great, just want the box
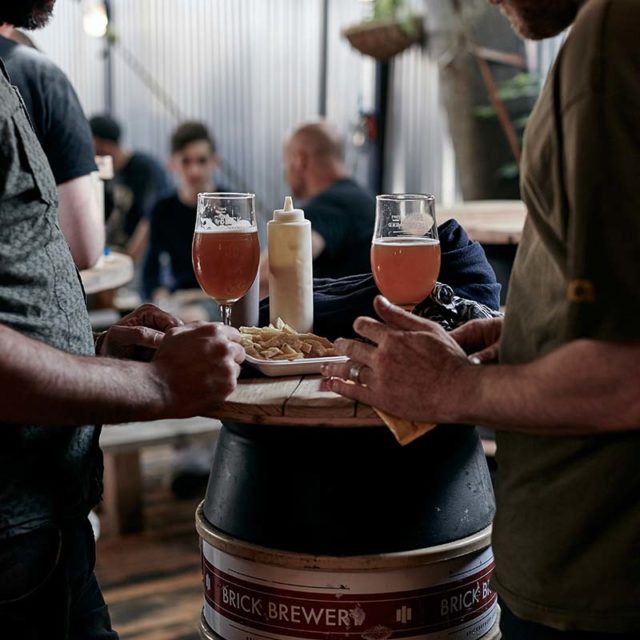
[199,217,256,232]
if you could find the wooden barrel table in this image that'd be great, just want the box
[440,200,526,246]
[197,375,499,640]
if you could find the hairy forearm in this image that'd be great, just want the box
[0,325,164,426]
[449,339,640,435]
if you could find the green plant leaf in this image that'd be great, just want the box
[474,105,497,119]
[497,162,520,179]
[373,0,402,20]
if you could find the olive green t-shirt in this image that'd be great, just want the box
[495,0,640,633]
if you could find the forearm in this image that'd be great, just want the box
[0,324,164,426]
[449,339,640,435]
[57,175,105,270]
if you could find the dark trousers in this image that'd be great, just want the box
[0,517,118,640]
[500,599,637,640]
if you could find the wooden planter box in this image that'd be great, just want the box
[342,16,424,61]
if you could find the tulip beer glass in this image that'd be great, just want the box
[192,193,260,325]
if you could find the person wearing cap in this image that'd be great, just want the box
[90,114,171,262]
[324,0,640,638]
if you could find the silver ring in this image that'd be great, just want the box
[349,362,364,384]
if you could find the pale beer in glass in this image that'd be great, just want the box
[371,194,440,310]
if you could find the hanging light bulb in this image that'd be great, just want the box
[82,0,109,38]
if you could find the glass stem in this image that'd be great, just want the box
[221,304,233,326]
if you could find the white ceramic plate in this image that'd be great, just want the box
[245,354,348,377]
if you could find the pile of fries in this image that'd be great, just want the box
[240,319,337,361]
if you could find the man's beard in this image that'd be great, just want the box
[0,0,56,30]
[498,0,582,40]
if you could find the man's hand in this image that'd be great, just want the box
[321,296,473,424]
[450,317,504,364]
[1,317,245,427]
[99,304,183,361]
[149,322,245,417]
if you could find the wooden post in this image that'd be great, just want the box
[100,450,143,537]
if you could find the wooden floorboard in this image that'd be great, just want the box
[95,446,207,640]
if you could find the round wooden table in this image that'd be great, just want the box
[440,199,527,245]
[80,251,134,295]
[213,374,497,456]
[213,374,382,427]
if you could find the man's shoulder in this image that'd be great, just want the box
[561,0,640,106]
[310,179,374,211]
[126,152,168,183]
[0,66,20,119]
[1,39,66,83]
[566,0,640,57]
[0,34,18,60]
[580,0,640,21]
[129,151,163,170]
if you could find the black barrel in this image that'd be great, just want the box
[203,422,495,556]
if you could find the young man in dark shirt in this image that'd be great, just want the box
[259,121,375,295]
[90,114,171,262]
[0,23,104,269]
[143,121,228,300]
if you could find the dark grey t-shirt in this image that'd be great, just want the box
[305,178,375,279]
[0,35,97,186]
[0,62,100,538]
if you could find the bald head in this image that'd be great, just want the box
[287,121,345,162]
[284,121,348,200]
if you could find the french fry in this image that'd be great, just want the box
[240,319,337,361]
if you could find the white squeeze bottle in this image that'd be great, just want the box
[268,196,314,332]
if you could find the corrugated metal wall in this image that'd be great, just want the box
[109,0,325,219]
[29,0,564,216]
[384,44,456,204]
[325,0,375,188]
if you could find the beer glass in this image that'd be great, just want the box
[192,193,260,325]
[371,194,440,310]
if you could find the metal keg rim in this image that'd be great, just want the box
[200,614,217,640]
[200,609,502,639]
[196,502,492,571]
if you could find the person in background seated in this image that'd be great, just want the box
[143,121,228,302]
[259,121,374,296]
[90,114,171,262]
[144,121,233,499]
[0,22,103,270]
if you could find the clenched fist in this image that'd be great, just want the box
[149,322,245,418]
